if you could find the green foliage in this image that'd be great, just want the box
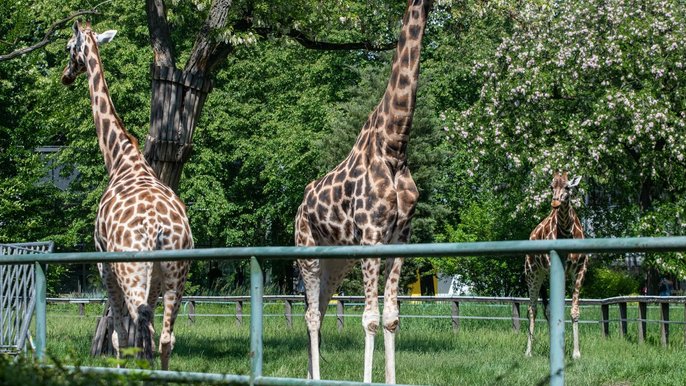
[582,267,640,298]
[430,193,530,296]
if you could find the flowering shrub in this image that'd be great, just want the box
[444,0,686,274]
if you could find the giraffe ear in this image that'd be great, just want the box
[96,30,118,45]
[568,175,582,188]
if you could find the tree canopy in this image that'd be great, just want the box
[2,0,685,296]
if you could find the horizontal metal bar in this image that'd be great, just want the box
[44,294,686,306]
[2,237,686,265]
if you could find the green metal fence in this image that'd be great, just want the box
[3,236,686,386]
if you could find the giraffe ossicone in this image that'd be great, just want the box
[294,1,432,383]
[525,171,588,359]
[61,20,193,370]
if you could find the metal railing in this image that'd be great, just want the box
[46,294,686,347]
[0,242,54,355]
[3,236,686,385]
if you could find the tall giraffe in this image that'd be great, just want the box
[294,1,431,383]
[61,21,193,370]
[525,172,588,359]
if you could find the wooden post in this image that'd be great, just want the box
[618,302,628,338]
[512,302,521,332]
[236,300,243,326]
[660,302,670,347]
[337,300,345,332]
[601,304,610,337]
[188,300,196,324]
[285,299,293,329]
[638,302,647,344]
[451,301,460,332]
[79,302,85,317]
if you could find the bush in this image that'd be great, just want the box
[581,267,639,298]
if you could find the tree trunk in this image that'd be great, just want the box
[143,64,213,190]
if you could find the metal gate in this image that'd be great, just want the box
[0,241,54,355]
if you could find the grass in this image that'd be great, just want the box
[39,301,686,385]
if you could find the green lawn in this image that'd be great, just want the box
[41,301,686,385]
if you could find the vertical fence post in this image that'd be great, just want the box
[79,303,85,317]
[337,300,345,332]
[549,250,565,386]
[638,302,647,344]
[660,302,669,347]
[601,304,610,337]
[512,302,521,332]
[284,299,293,329]
[451,301,460,332]
[34,262,46,361]
[618,302,628,338]
[684,304,686,348]
[188,300,196,324]
[250,257,263,385]
[236,300,243,326]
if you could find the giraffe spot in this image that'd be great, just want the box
[92,71,100,90]
[397,74,410,89]
[411,10,419,19]
[316,204,329,219]
[332,185,342,202]
[318,189,331,205]
[409,24,422,40]
[344,181,354,197]
[393,94,409,111]
[354,213,368,225]
[398,31,407,51]
[390,69,399,90]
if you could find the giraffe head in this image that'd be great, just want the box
[61,20,117,85]
[550,171,581,209]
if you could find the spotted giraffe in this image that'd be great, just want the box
[525,172,587,359]
[61,21,193,370]
[294,1,431,383]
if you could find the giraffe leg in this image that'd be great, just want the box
[298,258,322,380]
[118,262,155,366]
[382,257,403,385]
[99,263,127,364]
[361,257,381,383]
[525,259,546,357]
[159,261,189,371]
[570,254,588,360]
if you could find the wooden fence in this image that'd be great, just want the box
[47,295,686,346]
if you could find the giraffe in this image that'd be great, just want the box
[61,21,193,370]
[294,1,431,383]
[525,171,588,359]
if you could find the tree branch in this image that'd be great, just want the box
[252,27,397,51]
[146,0,175,67]
[0,9,99,62]
[186,0,234,74]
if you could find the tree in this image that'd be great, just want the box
[443,0,686,279]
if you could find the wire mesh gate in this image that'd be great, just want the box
[3,237,686,386]
[0,241,53,355]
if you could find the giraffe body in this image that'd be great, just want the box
[525,172,587,359]
[62,21,192,370]
[295,1,431,383]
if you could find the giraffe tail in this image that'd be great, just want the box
[155,228,165,250]
[136,304,154,364]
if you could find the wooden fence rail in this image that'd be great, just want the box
[47,295,686,346]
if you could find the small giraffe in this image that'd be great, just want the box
[295,1,431,383]
[525,171,588,359]
[61,21,193,370]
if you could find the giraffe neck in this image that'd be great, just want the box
[554,203,575,238]
[83,32,148,179]
[353,0,430,165]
